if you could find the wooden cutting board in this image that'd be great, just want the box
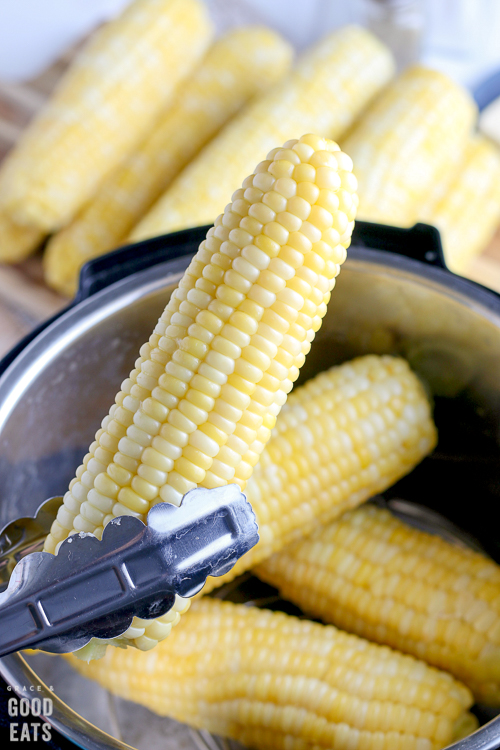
[1,48,500,361]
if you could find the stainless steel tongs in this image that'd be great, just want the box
[0,485,259,657]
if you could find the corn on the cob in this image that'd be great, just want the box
[420,135,500,274]
[257,503,500,706]
[43,133,358,656]
[43,28,293,297]
[71,598,477,750]
[130,26,394,241]
[0,0,212,236]
[202,354,437,595]
[0,211,44,263]
[341,65,476,227]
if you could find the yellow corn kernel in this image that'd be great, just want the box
[130,25,393,240]
[341,65,476,227]
[43,27,293,297]
[202,354,437,594]
[70,598,476,750]
[44,133,358,656]
[0,0,212,233]
[420,135,500,274]
[0,210,44,263]
[257,503,500,706]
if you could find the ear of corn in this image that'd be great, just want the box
[420,135,500,274]
[0,211,44,263]
[256,503,500,706]
[43,133,358,655]
[42,27,294,297]
[341,65,476,227]
[0,0,213,235]
[130,25,394,241]
[202,354,437,595]
[70,598,477,750]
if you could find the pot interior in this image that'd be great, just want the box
[1,246,500,749]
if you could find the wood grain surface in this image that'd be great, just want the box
[1,43,500,362]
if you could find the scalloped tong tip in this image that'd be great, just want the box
[0,485,259,656]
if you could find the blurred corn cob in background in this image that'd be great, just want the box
[257,503,500,706]
[341,65,476,227]
[130,25,395,240]
[420,135,500,274]
[71,598,477,750]
[0,0,212,245]
[202,354,437,595]
[43,27,293,297]
[44,133,358,656]
[0,211,44,263]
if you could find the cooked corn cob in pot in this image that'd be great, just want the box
[341,65,476,228]
[203,354,437,594]
[70,598,478,750]
[43,133,358,656]
[43,27,294,297]
[0,0,213,238]
[256,503,500,706]
[130,25,394,240]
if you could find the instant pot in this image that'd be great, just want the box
[1,222,500,750]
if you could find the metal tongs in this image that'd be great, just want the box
[0,485,259,657]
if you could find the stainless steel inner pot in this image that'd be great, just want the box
[1,227,500,750]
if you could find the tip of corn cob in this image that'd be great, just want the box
[257,500,500,706]
[342,64,477,228]
[214,26,295,95]
[0,210,45,263]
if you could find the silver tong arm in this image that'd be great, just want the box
[0,485,259,656]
